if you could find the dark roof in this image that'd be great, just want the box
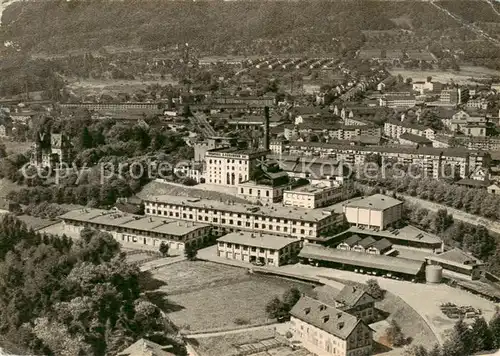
[335,285,374,307]
[299,244,425,276]
[357,236,377,248]
[114,202,142,215]
[399,132,432,144]
[456,179,489,188]
[342,234,362,247]
[289,296,361,340]
[368,238,393,252]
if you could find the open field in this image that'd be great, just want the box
[389,66,500,84]
[149,261,315,332]
[67,77,178,97]
[137,181,248,204]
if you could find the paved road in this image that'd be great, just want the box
[184,322,287,338]
[139,255,186,272]
[484,0,500,17]
[192,113,216,137]
[430,0,500,46]
[198,246,498,345]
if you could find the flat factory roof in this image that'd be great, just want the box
[145,195,336,222]
[218,231,298,250]
[299,244,425,276]
[59,208,209,236]
[338,225,442,245]
[344,194,402,211]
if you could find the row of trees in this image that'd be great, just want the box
[404,204,500,275]
[0,215,183,355]
[404,313,500,356]
[373,177,500,221]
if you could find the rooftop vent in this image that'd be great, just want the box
[319,305,327,311]
[304,307,311,315]
[338,322,345,330]
[337,312,342,319]
[322,315,330,323]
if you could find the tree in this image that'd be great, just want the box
[470,316,494,352]
[442,319,472,356]
[184,244,197,260]
[404,345,429,356]
[159,241,169,257]
[282,287,301,310]
[80,127,93,149]
[489,309,500,348]
[265,297,287,319]
[385,319,406,347]
[365,279,384,300]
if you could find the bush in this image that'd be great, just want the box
[182,177,197,186]
[365,279,385,300]
[233,317,250,326]
[385,320,407,347]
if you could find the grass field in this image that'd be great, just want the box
[67,77,178,97]
[389,66,500,85]
[149,261,315,332]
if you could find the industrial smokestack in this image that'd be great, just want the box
[263,106,270,151]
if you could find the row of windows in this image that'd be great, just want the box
[146,205,316,226]
[218,243,274,253]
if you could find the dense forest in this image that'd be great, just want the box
[0,215,183,355]
[0,0,482,54]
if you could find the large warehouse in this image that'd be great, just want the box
[299,244,425,280]
[343,194,403,230]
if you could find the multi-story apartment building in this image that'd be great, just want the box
[59,208,212,251]
[283,183,348,209]
[60,102,160,112]
[379,95,417,108]
[290,296,372,356]
[384,119,436,140]
[440,87,469,105]
[211,95,275,107]
[276,142,487,179]
[216,231,301,266]
[283,124,381,141]
[143,195,343,241]
[458,136,500,151]
[205,147,268,186]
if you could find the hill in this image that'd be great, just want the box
[0,0,476,55]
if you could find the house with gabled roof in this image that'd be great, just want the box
[290,296,373,356]
[315,285,377,324]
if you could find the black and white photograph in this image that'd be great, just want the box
[0,0,500,355]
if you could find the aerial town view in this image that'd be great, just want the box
[1,0,500,355]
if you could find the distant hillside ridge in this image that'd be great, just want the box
[0,0,472,54]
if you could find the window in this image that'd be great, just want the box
[243,246,248,251]
[300,229,305,234]
[268,259,274,264]
[284,227,288,233]
[218,242,224,247]
[266,191,270,197]
[260,248,265,253]
[237,221,241,226]
[227,243,232,248]
[251,247,257,252]
[213,218,218,223]
[269,250,275,255]
[222,219,226,223]
[255,223,259,228]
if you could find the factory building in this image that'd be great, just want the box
[59,208,212,250]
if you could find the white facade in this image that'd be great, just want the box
[283,184,346,209]
[238,182,285,204]
[205,149,267,186]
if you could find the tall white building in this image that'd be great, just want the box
[205,147,268,186]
